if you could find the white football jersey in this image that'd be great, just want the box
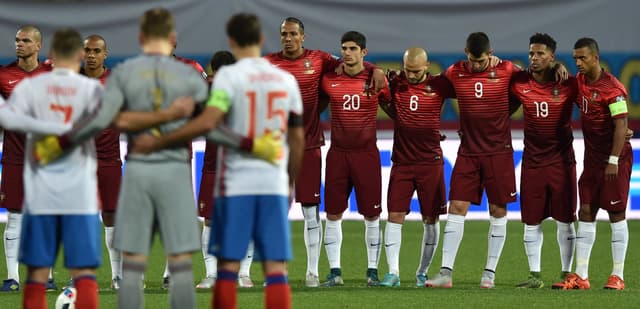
[212,58,303,197]
[9,68,103,214]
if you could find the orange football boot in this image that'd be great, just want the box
[603,275,625,290]
[551,273,590,290]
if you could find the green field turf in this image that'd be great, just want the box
[1,219,639,308]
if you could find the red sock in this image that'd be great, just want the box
[213,271,237,309]
[265,273,291,309]
[74,275,99,309]
[23,281,47,309]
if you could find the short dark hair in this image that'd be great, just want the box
[84,34,107,50]
[140,7,175,38]
[283,17,304,34]
[226,13,261,47]
[210,50,235,71]
[18,25,42,44]
[529,33,556,53]
[341,31,366,49]
[574,37,599,55]
[51,28,83,58]
[466,32,491,57]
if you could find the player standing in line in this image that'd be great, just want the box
[425,32,521,289]
[0,25,57,292]
[320,31,389,287]
[12,28,104,309]
[81,34,124,290]
[552,38,632,291]
[377,47,454,287]
[128,12,304,309]
[195,50,235,289]
[509,33,578,288]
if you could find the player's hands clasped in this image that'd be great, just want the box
[252,131,283,165]
[33,135,64,165]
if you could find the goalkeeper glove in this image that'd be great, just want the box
[33,135,64,165]
[241,132,283,165]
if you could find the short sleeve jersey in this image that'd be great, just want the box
[209,58,303,197]
[264,49,338,149]
[445,60,519,155]
[510,72,577,167]
[576,71,630,164]
[389,73,454,164]
[9,69,103,215]
[83,68,121,166]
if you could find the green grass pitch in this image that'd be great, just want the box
[1,219,639,308]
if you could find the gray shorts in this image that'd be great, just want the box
[113,160,200,255]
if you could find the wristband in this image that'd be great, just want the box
[608,155,619,165]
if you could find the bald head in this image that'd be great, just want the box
[403,47,429,84]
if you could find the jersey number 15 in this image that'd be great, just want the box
[246,90,287,138]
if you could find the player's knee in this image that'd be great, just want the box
[422,216,438,224]
[327,213,343,221]
[101,211,115,226]
[387,212,405,224]
[608,211,626,223]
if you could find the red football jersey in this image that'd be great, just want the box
[576,71,630,164]
[83,68,122,167]
[388,73,454,164]
[445,60,519,155]
[321,68,389,151]
[511,71,577,167]
[264,49,339,149]
[174,55,207,80]
[0,61,52,165]
[202,141,218,172]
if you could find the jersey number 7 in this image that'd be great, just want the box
[49,103,73,123]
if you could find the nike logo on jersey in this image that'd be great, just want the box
[331,83,340,87]
[522,89,532,93]
[7,80,18,85]
[510,192,517,197]
[610,200,622,205]
[373,204,381,209]
[458,73,465,77]
[314,193,320,197]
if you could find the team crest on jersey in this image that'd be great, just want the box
[592,91,599,99]
[303,58,315,74]
[423,84,436,96]
[551,87,560,101]
[487,69,499,82]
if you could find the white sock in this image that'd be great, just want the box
[105,226,122,279]
[610,220,628,279]
[384,222,402,275]
[365,218,382,269]
[239,241,254,277]
[575,221,596,279]
[202,225,217,278]
[485,216,507,272]
[163,260,170,278]
[441,214,465,270]
[324,219,342,269]
[416,221,439,275]
[48,269,53,280]
[4,212,22,281]
[302,206,322,276]
[523,224,543,272]
[556,221,576,273]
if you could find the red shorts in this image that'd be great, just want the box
[449,153,516,205]
[198,171,215,218]
[387,164,447,219]
[578,155,632,212]
[520,162,577,224]
[324,149,381,217]
[0,164,24,211]
[295,148,322,205]
[97,165,122,212]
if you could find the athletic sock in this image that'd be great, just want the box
[302,205,322,276]
[239,242,254,278]
[417,221,439,275]
[168,259,195,309]
[105,226,122,279]
[324,219,342,269]
[575,221,596,279]
[202,225,217,278]
[163,260,170,279]
[214,271,238,309]
[523,224,543,272]
[75,275,98,309]
[119,258,146,309]
[4,212,22,282]
[23,281,46,309]
[384,221,402,275]
[265,273,291,309]
[556,221,576,273]
[441,214,465,270]
[365,218,382,269]
[610,220,628,279]
[485,216,507,272]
